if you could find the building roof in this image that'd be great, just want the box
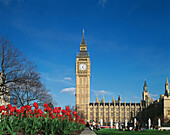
[77,29,89,58]
[89,102,141,106]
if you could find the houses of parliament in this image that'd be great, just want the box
[0,30,169,126]
[75,30,170,126]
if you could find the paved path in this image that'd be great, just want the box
[80,127,96,135]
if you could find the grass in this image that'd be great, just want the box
[94,129,170,135]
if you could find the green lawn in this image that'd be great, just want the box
[94,129,170,135]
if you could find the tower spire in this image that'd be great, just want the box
[118,95,121,101]
[83,28,84,37]
[77,29,89,58]
[165,77,169,97]
[166,77,169,84]
[102,96,105,103]
[143,80,147,92]
[112,97,115,103]
[81,28,86,45]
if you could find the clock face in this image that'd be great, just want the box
[79,63,87,71]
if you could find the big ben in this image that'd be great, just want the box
[76,29,90,121]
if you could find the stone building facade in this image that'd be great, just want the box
[137,77,170,126]
[0,72,10,106]
[76,31,170,125]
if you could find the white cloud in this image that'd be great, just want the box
[132,96,138,100]
[0,0,24,5]
[64,77,72,81]
[0,0,11,5]
[150,94,158,98]
[60,87,75,95]
[42,76,74,86]
[99,0,107,7]
[93,90,111,96]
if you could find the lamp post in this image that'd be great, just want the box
[125,119,128,129]
[110,118,113,128]
[134,118,136,128]
[158,118,161,127]
[148,118,151,129]
[100,118,103,126]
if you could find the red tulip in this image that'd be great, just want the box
[34,109,38,114]
[76,116,80,120]
[13,106,17,111]
[44,108,47,112]
[52,115,55,119]
[7,104,12,109]
[66,106,69,111]
[16,109,21,114]
[10,107,15,113]
[44,103,48,108]
[62,109,66,114]
[68,110,71,113]
[33,102,38,109]
[47,107,51,112]
[21,107,25,112]
[57,110,60,113]
[67,112,70,115]
[73,111,77,115]
[53,109,57,113]
[1,105,6,110]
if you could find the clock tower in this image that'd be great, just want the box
[76,29,90,121]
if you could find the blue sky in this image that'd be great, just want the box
[0,0,169,108]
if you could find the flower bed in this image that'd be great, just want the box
[0,103,85,135]
[100,126,116,129]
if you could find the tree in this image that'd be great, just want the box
[0,36,53,107]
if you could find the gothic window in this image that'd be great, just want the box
[127,108,129,111]
[83,78,86,85]
[111,108,113,111]
[96,108,98,111]
[83,99,85,104]
[106,113,108,116]
[168,110,170,115]
[122,113,124,117]
[116,109,119,111]
[100,108,103,112]
[90,113,93,116]
[96,113,98,116]
[127,113,129,117]
[90,108,93,111]
[101,113,103,116]
[116,113,118,117]
[121,108,124,111]
[106,118,108,122]
[80,78,82,85]
[106,108,108,112]
[111,113,113,116]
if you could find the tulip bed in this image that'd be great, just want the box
[0,103,86,135]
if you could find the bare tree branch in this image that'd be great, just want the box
[0,36,54,108]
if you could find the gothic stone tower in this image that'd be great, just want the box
[142,80,151,107]
[76,30,91,121]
